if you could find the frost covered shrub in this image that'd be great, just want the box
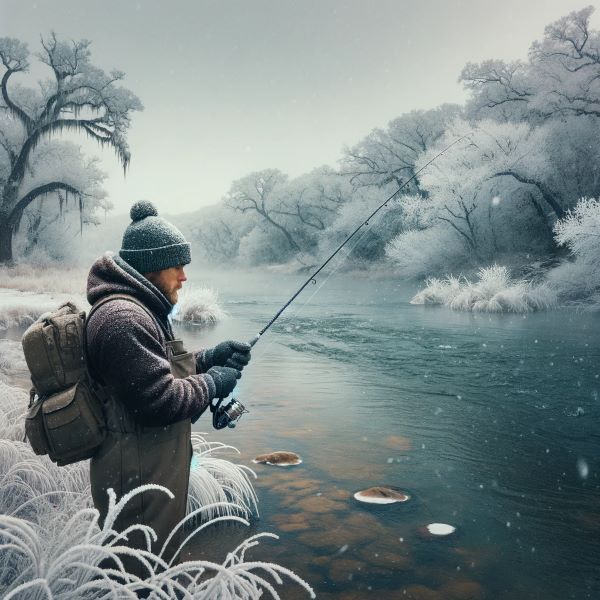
[386,225,473,279]
[173,287,227,325]
[554,198,600,264]
[0,484,315,600]
[549,198,600,306]
[187,433,258,521]
[411,265,557,312]
[546,260,600,306]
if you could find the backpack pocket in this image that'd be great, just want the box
[26,379,106,466]
[25,397,52,456]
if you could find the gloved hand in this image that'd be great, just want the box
[206,366,241,400]
[202,340,251,371]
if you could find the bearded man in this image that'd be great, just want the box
[85,200,250,575]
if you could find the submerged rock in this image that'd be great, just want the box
[253,451,302,466]
[353,486,410,504]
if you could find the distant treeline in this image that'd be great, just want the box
[176,7,600,290]
[4,8,600,305]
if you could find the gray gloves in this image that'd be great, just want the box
[206,366,241,399]
[202,340,251,371]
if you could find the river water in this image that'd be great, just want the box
[178,267,599,600]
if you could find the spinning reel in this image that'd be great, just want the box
[212,396,248,430]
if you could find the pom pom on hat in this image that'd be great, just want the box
[120,200,191,273]
[130,200,158,222]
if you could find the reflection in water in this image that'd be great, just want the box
[182,270,599,599]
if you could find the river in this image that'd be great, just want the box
[178,267,599,600]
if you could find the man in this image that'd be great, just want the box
[85,199,251,575]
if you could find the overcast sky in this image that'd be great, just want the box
[1,0,596,215]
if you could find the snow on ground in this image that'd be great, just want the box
[0,288,88,330]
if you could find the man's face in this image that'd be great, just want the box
[144,265,187,305]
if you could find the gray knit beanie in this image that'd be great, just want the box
[119,200,191,273]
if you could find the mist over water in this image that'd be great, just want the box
[179,268,599,599]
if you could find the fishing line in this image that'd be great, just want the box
[247,226,371,363]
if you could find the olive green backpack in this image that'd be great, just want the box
[21,294,145,466]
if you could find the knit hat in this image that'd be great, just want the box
[119,200,191,273]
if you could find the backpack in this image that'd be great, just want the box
[21,294,147,466]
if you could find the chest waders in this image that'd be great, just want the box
[89,300,196,578]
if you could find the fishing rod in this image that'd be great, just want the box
[248,133,470,345]
[212,134,471,430]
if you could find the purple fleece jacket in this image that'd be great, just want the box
[86,252,215,426]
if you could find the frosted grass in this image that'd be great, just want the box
[0,264,88,295]
[0,340,27,384]
[173,287,227,325]
[187,433,258,520]
[0,382,28,442]
[411,265,557,312]
[0,485,315,600]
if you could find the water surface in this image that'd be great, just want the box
[181,268,599,600]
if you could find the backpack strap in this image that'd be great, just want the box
[86,293,169,340]
[84,293,170,392]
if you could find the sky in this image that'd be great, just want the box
[1,0,597,215]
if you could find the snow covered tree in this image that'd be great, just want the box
[13,142,109,260]
[461,7,600,122]
[225,167,351,262]
[341,104,462,192]
[0,33,141,263]
[224,169,300,254]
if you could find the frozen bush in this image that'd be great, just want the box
[411,265,557,312]
[386,225,473,279]
[173,287,227,325]
[410,275,463,305]
[188,433,258,521]
[548,198,600,307]
[554,197,600,265]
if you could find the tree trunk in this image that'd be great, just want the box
[0,220,14,264]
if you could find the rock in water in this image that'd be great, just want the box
[253,451,302,466]
[418,522,457,538]
[353,486,410,504]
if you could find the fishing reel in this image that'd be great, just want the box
[212,396,248,430]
